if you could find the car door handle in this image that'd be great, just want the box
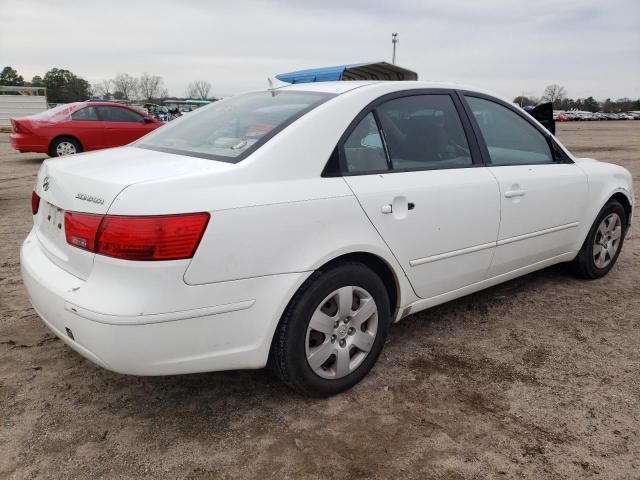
[504,189,526,198]
[382,202,414,214]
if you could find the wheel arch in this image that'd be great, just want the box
[266,249,406,375]
[574,187,634,255]
[609,191,633,228]
[314,251,402,319]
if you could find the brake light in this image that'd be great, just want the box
[64,212,210,261]
[31,191,40,215]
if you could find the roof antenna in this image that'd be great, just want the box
[267,77,276,96]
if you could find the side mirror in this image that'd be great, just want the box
[144,117,155,123]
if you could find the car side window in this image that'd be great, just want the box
[343,112,389,173]
[97,106,145,123]
[465,96,553,165]
[71,107,99,121]
[375,94,472,170]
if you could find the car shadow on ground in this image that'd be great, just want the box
[54,263,574,407]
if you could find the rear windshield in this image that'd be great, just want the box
[30,103,80,120]
[136,91,334,162]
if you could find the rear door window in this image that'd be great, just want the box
[71,107,99,121]
[375,95,473,170]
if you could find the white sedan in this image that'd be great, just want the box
[21,81,633,396]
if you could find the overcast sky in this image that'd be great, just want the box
[1,0,638,101]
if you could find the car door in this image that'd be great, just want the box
[68,106,106,150]
[96,106,153,147]
[462,94,588,277]
[342,92,500,299]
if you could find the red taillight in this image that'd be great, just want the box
[31,191,40,215]
[64,212,209,261]
[64,212,103,251]
[98,214,210,260]
[11,119,30,133]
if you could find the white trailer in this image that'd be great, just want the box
[0,86,47,128]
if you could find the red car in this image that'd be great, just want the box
[10,102,162,157]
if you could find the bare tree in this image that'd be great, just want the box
[138,73,164,101]
[186,80,212,99]
[93,79,113,99]
[157,87,169,101]
[112,73,138,100]
[541,84,567,106]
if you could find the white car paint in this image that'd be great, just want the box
[344,168,500,298]
[21,80,633,377]
[486,163,588,276]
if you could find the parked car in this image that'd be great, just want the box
[10,102,162,157]
[22,81,633,396]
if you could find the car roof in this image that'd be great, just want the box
[277,80,502,99]
[85,101,138,107]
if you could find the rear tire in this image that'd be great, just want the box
[50,137,81,157]
[570,199,627,279]
[271,262,391,397]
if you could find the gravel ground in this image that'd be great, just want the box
[0,122,638,479]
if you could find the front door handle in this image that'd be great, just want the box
[504,189,526,198]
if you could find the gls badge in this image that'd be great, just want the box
[75,193,105,205]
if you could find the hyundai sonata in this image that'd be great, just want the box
[21,80,633,396]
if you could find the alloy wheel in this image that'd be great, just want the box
[56,141,77,156]
[593,212,622,268]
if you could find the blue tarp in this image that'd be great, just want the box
[276,62,418,84]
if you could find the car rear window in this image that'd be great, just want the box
[29,103,81,120]
[135,91,334,162]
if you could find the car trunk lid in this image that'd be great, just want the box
[33,146,228,279]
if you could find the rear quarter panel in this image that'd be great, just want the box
[182,191,403,284]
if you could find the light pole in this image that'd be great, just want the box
[391,32,399,64]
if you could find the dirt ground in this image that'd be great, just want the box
[1,122,638,480]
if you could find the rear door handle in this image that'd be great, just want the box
[382,201,414,214]
[504,189,526,198]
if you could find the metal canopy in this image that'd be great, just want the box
[276,62,418,84]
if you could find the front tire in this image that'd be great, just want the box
[571,199,627,279]
[50,137,81,157]
[271,262,391,397]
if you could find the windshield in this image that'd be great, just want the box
[29,103,80,120]
[136,91,334,162]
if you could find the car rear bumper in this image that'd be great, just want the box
[10,133,48,153]
[20,229,310,375]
